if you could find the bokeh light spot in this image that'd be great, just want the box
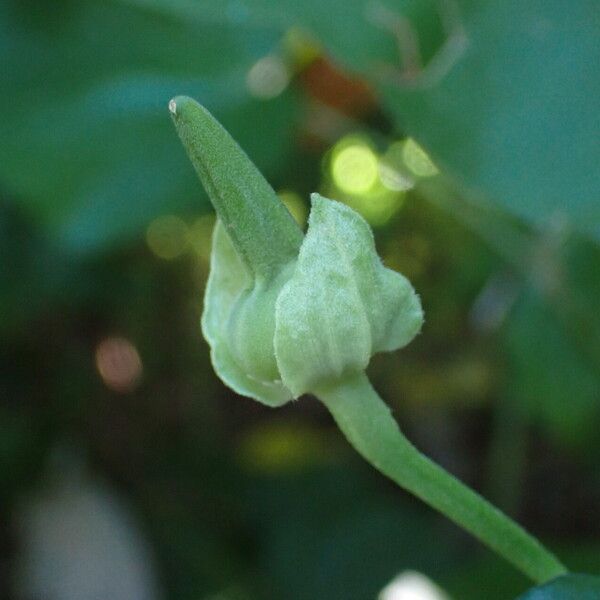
[332,144,379,194]
[146,215,189,260]
[344,190,405,227]
[188,214,216,261]
[283,27,321,69]
[278,190,308,227]
[326,136,406,226]
[246,55,290,99]
[95,337,142,393]
[238,422,329,474]
[379,162,415,192]
[402,138,439,178]
[379,571,449,600]
[380,141,416,191]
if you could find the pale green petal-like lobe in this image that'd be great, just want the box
[202,221,292,406]
[274,194,423,397]
[372,261,424,353]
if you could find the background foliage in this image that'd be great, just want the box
[1,1,599,598]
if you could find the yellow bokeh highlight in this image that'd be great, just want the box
[326,135,406,226]
[188,214,216,261]
[379,141,415,192]
[283,26,321,69]
[238,422,329,474]
[342,188,405,227]
[378,163,415,192]
[402,138,439,178]
[331,143,379,194]
[146,215,189,260]
[278,190,308,227]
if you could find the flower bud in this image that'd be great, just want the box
[170,97,423,405]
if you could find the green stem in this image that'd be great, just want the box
[315,372,567,584]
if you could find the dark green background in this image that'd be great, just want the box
[1,1,599,598]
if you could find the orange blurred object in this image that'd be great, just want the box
[300,57,377,117]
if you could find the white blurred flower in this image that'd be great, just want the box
[379,570,451,600]
[14,459,161,600]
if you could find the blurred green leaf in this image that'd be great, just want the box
[247,463,460,600]
[499,229,600,449]
[515,574,600,599]
[0,199,69,334]
[503,289,600,449]
[204,0,600,237]
[0,0,298,253]
[382,0,600,238]
[443,543,600,600]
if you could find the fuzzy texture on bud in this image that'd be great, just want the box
[275,193,423,397]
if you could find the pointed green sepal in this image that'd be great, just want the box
[169,96,302,279]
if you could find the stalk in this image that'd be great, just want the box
[316,372,567,584]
